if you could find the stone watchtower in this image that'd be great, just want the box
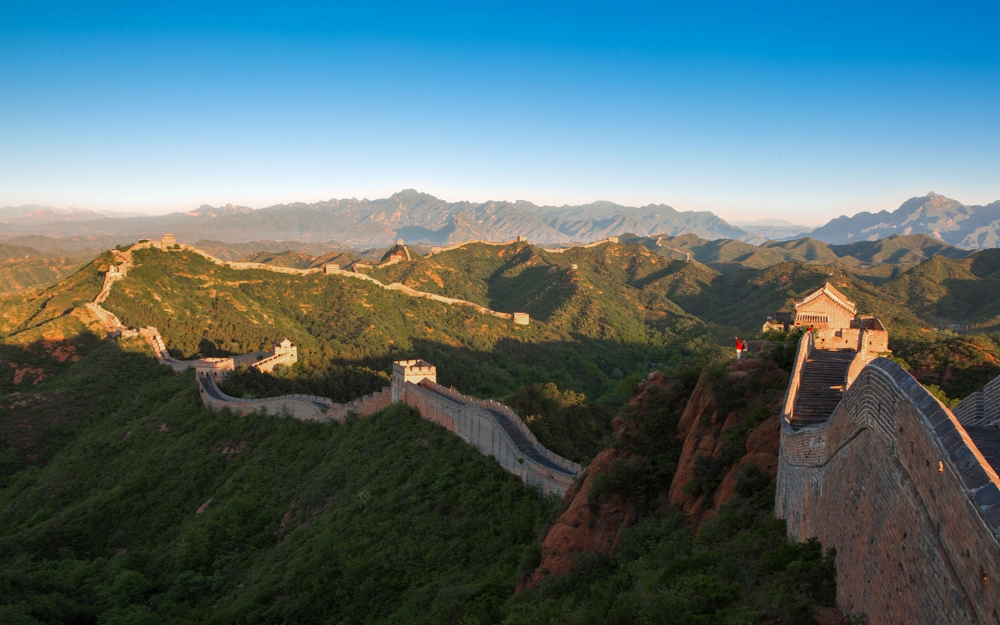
[391,360,437,403]
[793,282,856,330]
[160,234,177,249]
[273,338,297,363]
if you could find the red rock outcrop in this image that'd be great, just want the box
[666,361,783,525]
[521,444,640,588]
[520,371,671,589]
[521,360,785,587]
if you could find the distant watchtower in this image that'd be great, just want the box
[160,234,177,249]
[392,360,437,402]
[273,338,297,363]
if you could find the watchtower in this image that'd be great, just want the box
[794,282,856,330]
[160,234,177,249]
[392,360,437,402]
[273,338,297,363]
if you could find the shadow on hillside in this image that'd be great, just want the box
[935,277,1000,327]
[0,334,173,475]
[399,335,722,400]
[485,264,571,322]
[626,260,693,290]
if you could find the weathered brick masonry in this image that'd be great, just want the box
[954,374,1000,428]
[777,358,1000,623]
[392,361,581,495]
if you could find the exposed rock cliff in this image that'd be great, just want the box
[521,358,788,588]
[667,360,783,526]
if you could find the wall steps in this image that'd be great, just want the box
[791,349,856,430]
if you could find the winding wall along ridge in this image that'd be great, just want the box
[127,240,531,324]
[399,379,580,495]
[88,241,580,494]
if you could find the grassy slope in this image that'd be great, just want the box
[14,239,1000,623]
[0,244,96,297]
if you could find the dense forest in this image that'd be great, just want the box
[0,238,998,623]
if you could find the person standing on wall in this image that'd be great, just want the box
[735,336,742,360]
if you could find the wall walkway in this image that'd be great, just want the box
[954,373,1000,428]
[397,378,581,495]
[198,373,392,423]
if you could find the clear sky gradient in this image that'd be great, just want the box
[2,1,999,224]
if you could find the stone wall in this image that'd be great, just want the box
[128,240,530,325]
[426,238,523,256]
[954,374,1000,428]
[813,326,861,351]
[797,296,855,330]
[776,358,1000,623]
[197,372,392,423]
[396,378,581,495]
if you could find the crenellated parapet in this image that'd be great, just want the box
[954,373,1000,428]
[197,372,391,422]
[390,362,581,495]
[776,357,1000,623]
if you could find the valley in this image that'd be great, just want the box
[1,233,999,623]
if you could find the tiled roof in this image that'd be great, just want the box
[795,281,857,315]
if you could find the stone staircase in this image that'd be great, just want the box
[792,349,856,430]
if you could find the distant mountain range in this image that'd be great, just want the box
[1,190,999,249]
[805,192,1000,248]
[622,232,973,278]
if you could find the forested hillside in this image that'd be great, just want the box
[0,341,553,624]
[2,238,999,623]
[0,243,95,296]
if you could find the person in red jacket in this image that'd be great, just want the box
[735,336,742,360]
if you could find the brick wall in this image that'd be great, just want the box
[397,380,580,495]
[198,372,391,423]
[776,359,1000,623]
[955,374,1000,428]
[797,295,854,330]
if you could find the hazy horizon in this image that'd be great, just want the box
[3,2,999,224]
[5,188,991,229]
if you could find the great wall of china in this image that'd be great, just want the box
[773,283,1000,623]
[88,235,1000,608]
[88,237,579,494]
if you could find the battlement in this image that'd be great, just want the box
[391,360,435,402]
[763,283,889,359]
[389,362,581,495]
[777,358,1000,623]
[272,338,296,360]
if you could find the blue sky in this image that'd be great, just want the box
[2,1,999,224]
